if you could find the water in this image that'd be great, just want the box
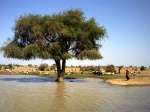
[0,74,150,112]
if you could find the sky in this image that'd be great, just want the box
[0,0,150,67]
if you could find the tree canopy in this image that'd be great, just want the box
[0,9,107,81]
[105,64,115,73]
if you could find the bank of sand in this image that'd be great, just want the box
[105,77,150,86]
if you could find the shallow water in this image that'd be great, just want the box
[0,74,150,112]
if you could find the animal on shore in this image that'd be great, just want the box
[92,71,102,75]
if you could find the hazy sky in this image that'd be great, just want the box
[0,0,150,67]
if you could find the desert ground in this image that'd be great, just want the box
[105,68,150,86]
[105,77,150,86]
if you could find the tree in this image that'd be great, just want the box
[105,64,115,73]
[118,65,124,74]
[38,63,49,71]
[0,9,107,82]
[140,66,146,71]
[28,64,32,67]
[8,63,13,70]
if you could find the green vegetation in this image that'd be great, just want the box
[26,72,125,81]
[0,8,107,82]
[28,64,32,67]
[64,73,125,80]
[105,64,115,73]
[0,63,149,81]
[38,63,49,71]
[8,64,13,70]
[140,66,146,71]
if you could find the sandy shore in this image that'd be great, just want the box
[105,77,150,86]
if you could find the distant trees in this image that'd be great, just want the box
[8,64,13,70]
[28,64,32,67]
[1,64,14,70]
[105,64,115,73]
[79,65,101,72]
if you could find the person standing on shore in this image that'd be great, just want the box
[126,69,130,81]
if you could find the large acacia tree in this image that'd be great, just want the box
[1,9,107,82]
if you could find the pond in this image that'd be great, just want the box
[0,74,150,112]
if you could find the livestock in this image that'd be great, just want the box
[92,71,102,75]
[4,69,10,72]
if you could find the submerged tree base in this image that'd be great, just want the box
[55,77,64,82]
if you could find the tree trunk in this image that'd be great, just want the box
[118,69,121,74]
[55,60,66,82]
[118,68,122,74]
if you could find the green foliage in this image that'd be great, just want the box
[23,44,39,60]
[118,65,124,70]
[77,50,103,60]
[105,64,115,73]
[1,9,107,61]
[0,9,107,80]
[38,63,49,71]
[79,65,100,71]
[28,64,32,67]
[8,64,13,69]
[4,66,9,69]
[140,66,146,71]
[1,42,23,59]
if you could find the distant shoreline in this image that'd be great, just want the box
[105,77,150,86]
[1,72,150,86]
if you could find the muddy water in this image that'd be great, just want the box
[0,75,150,112]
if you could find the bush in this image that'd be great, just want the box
[8,64,13,69]
[140,66,146,71]
[28,64,32,67]
[38,63,48,71]
[4,66,9,69]
[105,64,115,73]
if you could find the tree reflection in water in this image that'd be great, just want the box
[50,83,68,111]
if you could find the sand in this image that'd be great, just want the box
[105,77,150,86]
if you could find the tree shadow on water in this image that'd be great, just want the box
[0,77,56,83]
[0,76,88,83]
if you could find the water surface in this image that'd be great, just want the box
[0,74,150,112]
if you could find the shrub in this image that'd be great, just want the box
[140,66,146,71]
[8,64,13,69]
[38,63,48,71]
[28,64,32,67]
[105,64,115,73]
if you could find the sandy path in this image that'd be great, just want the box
[105,77,150,86]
